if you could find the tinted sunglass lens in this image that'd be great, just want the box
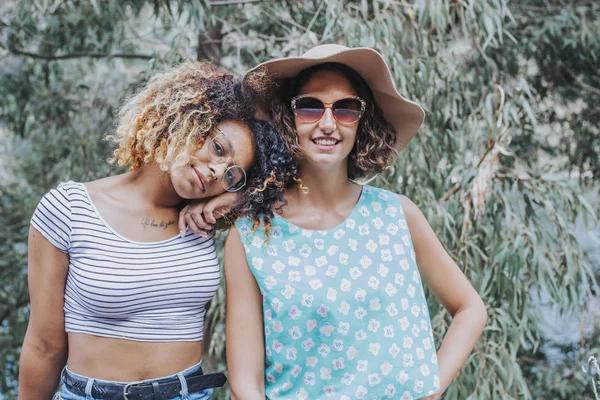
[333,98,362,123]
[295,97,325,122]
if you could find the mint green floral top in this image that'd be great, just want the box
[235,185,440,400]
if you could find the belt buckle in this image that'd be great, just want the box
[123,381,143,400]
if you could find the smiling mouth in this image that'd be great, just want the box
[312,138,340,146]
[191,166,207,192]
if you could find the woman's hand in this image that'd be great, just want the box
[178,191,241,237]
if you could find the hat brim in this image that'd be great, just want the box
[244,47,424,151]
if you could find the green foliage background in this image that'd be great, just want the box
[1,0,599,399]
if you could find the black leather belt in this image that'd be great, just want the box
[62,365,227,400]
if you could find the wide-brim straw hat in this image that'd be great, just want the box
[244,44,425,151]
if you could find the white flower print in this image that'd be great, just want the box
[401,297,410,310]
[349,267,363,280]
[237,224,250,236]
[332,339,344,351]
[395,273,405,286]
[333,229,345,240]
[358,224,370,235]
[327,245,339,256]
[369,297,381,311]
[420,364,431,377]
[379,234,390,245]
[272,340,283,353]
[273,320,283,333]
[341,372,355,386]
[316,304,329,317]
[346,218,356,229]
[402,235,411,246]
[434,375,440,389]
[386,303,398,317]
[338,321,350,335]
[377,191,388,200]
[355,385,368,399]
[411,303,421,317]
[288,270,301,282]
[325,265,338,278]
[332,357,345,370]
[401,391,414,400]
[266,372,276,383]
[354,307,367,321]
[372,201,382,212]
[346,346,358,360]
[413,270,420,283]
[287,256,300,267]
[306,357,318,368]
[302,338,315,351]
[319,323,334,336]
[301,229,313,237]
[421,319,429,331]
[326,288,337,301]
[354,329,367,343]
[396,370,409,384]
[271,226,283,239]
[359,255,372,269]
[286,348,297,360]
[412,324,421,337]
[367,318,381,332]
[348,238,358,251]
[388,343,400,358]
[368,373,382,386]
[338,301,351,315]
[339,252,349,265]
[291,365,302,377]
[264,308,272,320]
[264,276,277,290]
[265,347,271,358]
[267,245,278,256]
[414,380,424,393]
[366,239,378,253]
[281,381,293,391]
[309,279,322,290]
[319,368,331,380]
[403,353,414,367]
[383,325,395,338]
[385,384,397,398]
[372,217,384,230]
[416,347,425,360]
[407,284,416,297]
[358,206,370,217]
[431,352,438,365]
[355,288,367,302]
[323,384,335,396]
[288,305,302,320]
[274,362,283,373]
[381,249,392,261]
[340,279,352,292]
[393,243,405,255]
[299,244,312,258]
[304,265,316,276]
[251,257,264,270]
[402,336,413,349]
[251,236,264,247]
[380,362,393,376]
[398,218,408,229]
[282,284,295,299]
[304,372,316,385]
[264,325,271,337]
[385,283,398,297]
[296,388,308,400]
[356,359,369,372]
[387,223,399,235]
[313,238,324,250]
[385,205,398,217]
[368,342,381,356]
[315,256,328,267]
[399,316,410,331]
[400,258,410,271]
[301,293,313,307]
[317,344,331,358]
[306,319,317,332]
[377,264,389,277]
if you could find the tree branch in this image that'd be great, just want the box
[8,47,154,61]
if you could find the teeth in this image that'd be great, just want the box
[313,139,338,146]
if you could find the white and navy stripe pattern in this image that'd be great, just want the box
[30,181,219,342]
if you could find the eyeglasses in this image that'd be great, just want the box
[208,128,247,192]
[291,95,366,124]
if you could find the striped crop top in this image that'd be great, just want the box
[30,181,220,342]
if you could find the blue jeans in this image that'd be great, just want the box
[54,361,213,400]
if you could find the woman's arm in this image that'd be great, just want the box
[224,227,266,400]
[401,195,488,400]
[18,227,69,400]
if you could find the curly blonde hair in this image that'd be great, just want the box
[110,62,262,172]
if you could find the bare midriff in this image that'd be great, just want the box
[66,332,203,381]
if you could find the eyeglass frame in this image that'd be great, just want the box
[207,127,247,193]
[291,95,367,124]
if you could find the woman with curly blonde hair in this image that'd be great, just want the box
[225,45,488,400]
[18,62,295,400]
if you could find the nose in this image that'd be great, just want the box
[208,161,228,182]
[318,108,336,134]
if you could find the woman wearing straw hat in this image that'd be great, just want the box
[221,45,488,399]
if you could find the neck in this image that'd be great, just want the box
[290,161,357,208]
[123,164,183,209]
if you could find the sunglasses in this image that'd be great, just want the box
[291,95,366,124]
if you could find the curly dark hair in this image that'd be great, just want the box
[262,62,398,182]
[231,119,298,235]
